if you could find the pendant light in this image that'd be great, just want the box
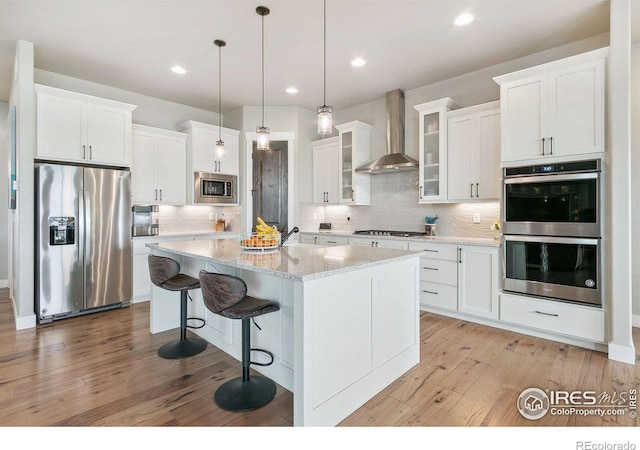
[317,0,333,135]
[214,39,226,157]
[256,6,270,150]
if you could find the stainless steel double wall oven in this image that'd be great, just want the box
[502,159,603,306]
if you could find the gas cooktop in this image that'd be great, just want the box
[353,230,427,237]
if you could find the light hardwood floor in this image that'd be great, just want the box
[0,288,638,427]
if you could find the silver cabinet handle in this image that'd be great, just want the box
[542,137,546,155]
[422,290,438,295]
[422,267,439,270]
[314,236,318,244]
[327,240,337,244]
[351,189,354,202]
[89,145,92,160]
[470,183,473,198]
[458,247,462,264]
[159,189,162,201]
[550,137,553,155]
[154,189,158,201]
[424,249,439,253]
[534,310,559,317]
[82,145,86,159]
[419,186,423,200]
[476,183,479,198]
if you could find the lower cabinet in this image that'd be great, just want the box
[348,237,408,249]
[409,241,499,320]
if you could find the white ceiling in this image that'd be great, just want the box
[0,0,637,114]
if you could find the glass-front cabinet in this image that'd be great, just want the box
[335,121,372,205]
[414,98,459,203]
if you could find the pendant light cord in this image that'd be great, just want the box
[261,12,265,128]
[323,0,326,107]
[218,43,222,138]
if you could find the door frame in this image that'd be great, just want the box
[243,132,295,234]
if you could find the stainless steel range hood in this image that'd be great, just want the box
[355,89,418,174]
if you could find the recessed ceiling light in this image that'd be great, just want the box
[351,57,366,67]
[286,87,298,94]
[454,13,475,26]
[171,65,186,75]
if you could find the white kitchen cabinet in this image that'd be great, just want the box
[317,235,348,246]
[447,102,501,201]
[494,48,606,164]
[414,98,459,203]
[311,137,340,204]
[500,292,604,343]
[132,124,186,205]
[457,245,499,319]
[409,241,498,319]
[300,234,319,245]
[36,84,136,166]
[348,237,408,250]
[335,121,372,205]
[176,121,240,204]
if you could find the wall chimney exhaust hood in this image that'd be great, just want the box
[355,89,418,174]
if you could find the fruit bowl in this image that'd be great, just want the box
[239,232,281,251]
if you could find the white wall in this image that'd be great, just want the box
[0,101,8,286]
[631,42,640,320]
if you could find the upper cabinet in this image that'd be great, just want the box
[36,84,136,167]
[176,120,240,204]
[335,121,372,205]
[176,120,240,176]
[414,98,459,203]
[447,101,501,201]
[494,48,607,165]
[312,136,340,204]
[131,124,186,205]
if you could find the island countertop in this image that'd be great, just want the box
[149,238,421,281]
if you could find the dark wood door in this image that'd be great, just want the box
[252,140,288,234]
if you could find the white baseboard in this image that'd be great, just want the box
[15,313,36,330]
[633,314,640,328]
[0,279,7,288]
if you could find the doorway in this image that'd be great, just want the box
[252,140,288,234]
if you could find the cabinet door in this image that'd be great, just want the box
[155,135,186,204]
[131,132,157,203]
[457,245,499,319]
[312,145,328,204]
[447,115,474,200]
[300,234,319,245]
[548,59,604,157]
[215,131,240,175]
[36,93,87,161]
[419,109,448,202]
[192,127,218,172]
[317,235,348,246]
[87,103,131,166]
[376,239,408,250]
[339,130,354,203]
[132,251,152,301]
[348,237,374,247]
[476,109,501,199]
[500,75,547,162]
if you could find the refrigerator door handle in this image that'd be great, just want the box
[84,190,91,263]
[78,191,84,259]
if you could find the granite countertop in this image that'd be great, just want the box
[148,238,421,281]
[132,231,240,241]
[299,230,500,247]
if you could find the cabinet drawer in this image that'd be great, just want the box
[500,293,604,343]
[408,242,457,261]
[419,282,457,311]
[420,257,457,285]
[318,235,348,246]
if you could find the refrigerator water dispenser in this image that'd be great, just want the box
[49,217,75,245]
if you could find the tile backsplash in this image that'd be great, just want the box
[298,171,500,238]
[157,205,241,234]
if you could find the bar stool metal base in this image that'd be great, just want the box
[157,336,207,359]
[214,376,276,412]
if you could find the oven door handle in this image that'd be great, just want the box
[503,235,600,246]
[503,172,598,185]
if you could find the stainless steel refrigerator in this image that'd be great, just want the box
[35,163,132,323]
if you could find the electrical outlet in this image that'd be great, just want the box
[472,213,481,224]
[208,212,215,220]
[347,213,351,221]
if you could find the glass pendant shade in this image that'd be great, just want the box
[256,126,270,150]
[215,139,225,157]
[317,105,333,135]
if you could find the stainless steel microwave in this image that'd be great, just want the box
[194,172,237,204]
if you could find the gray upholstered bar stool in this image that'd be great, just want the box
[199,270,280,412]
[148,254,207,359]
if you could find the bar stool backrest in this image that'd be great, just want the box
[199,271,248,314]
[148,254,180,287]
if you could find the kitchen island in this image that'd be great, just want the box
[148,239,421,426]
